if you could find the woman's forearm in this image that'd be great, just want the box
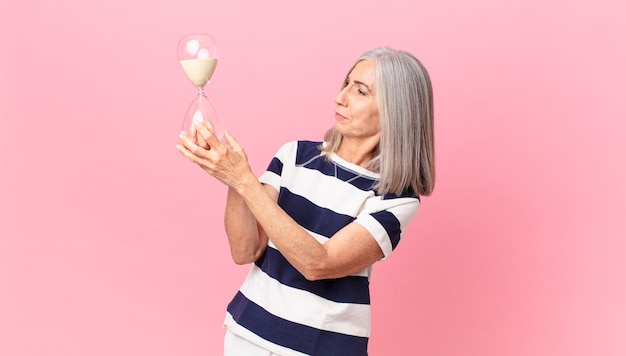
[235,175,331,279]
[236,173,383,280]
[224,186,268,264]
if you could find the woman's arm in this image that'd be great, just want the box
[177,123,383,280]
[183,126,272,265]
[234,174,384,280]
[223,185,273,264]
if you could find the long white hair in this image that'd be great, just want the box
[321,47,435,196]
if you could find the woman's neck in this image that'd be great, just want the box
[336,137,379,168]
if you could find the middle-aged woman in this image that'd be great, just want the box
[177,46,435,356]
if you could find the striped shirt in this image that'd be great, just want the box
[223,140,420,356]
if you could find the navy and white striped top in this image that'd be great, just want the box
[223,140,420,356]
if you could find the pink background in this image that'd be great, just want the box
[1,0,625,355]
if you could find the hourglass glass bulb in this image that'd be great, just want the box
[178,34,218,86]
[182,89,222,137]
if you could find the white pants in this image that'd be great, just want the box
[224,329,282,356]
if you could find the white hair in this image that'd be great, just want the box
[321,47,435,196]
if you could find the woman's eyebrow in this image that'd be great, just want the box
[353,80,371,90]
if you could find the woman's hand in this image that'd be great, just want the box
[176,121,255,193]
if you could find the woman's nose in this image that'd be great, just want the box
[335,86,348,106]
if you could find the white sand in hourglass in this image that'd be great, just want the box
[179,58,218,88]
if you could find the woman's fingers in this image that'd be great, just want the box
[196,130,209,149]
[223,130,238,149]
[176,138,218,175]
[176,140,201,165]
[194,121,223,151]
[176,142,196,163]
[178,132,209,160]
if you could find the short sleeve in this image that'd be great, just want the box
[354,196,420,260]
[258,141,298,191]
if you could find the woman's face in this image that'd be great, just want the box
[334,60,381,143]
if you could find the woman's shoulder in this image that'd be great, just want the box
[270,140,323,165]
[296,140,323,150]
[274,140,322,155]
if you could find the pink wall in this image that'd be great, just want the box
[1,0,625,355]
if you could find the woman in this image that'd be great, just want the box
[177,46,435,356]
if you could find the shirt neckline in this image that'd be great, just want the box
[329,152,380,179]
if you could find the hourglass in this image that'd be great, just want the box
[177,34,221,137]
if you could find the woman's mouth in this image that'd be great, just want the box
[335,112,347,120]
